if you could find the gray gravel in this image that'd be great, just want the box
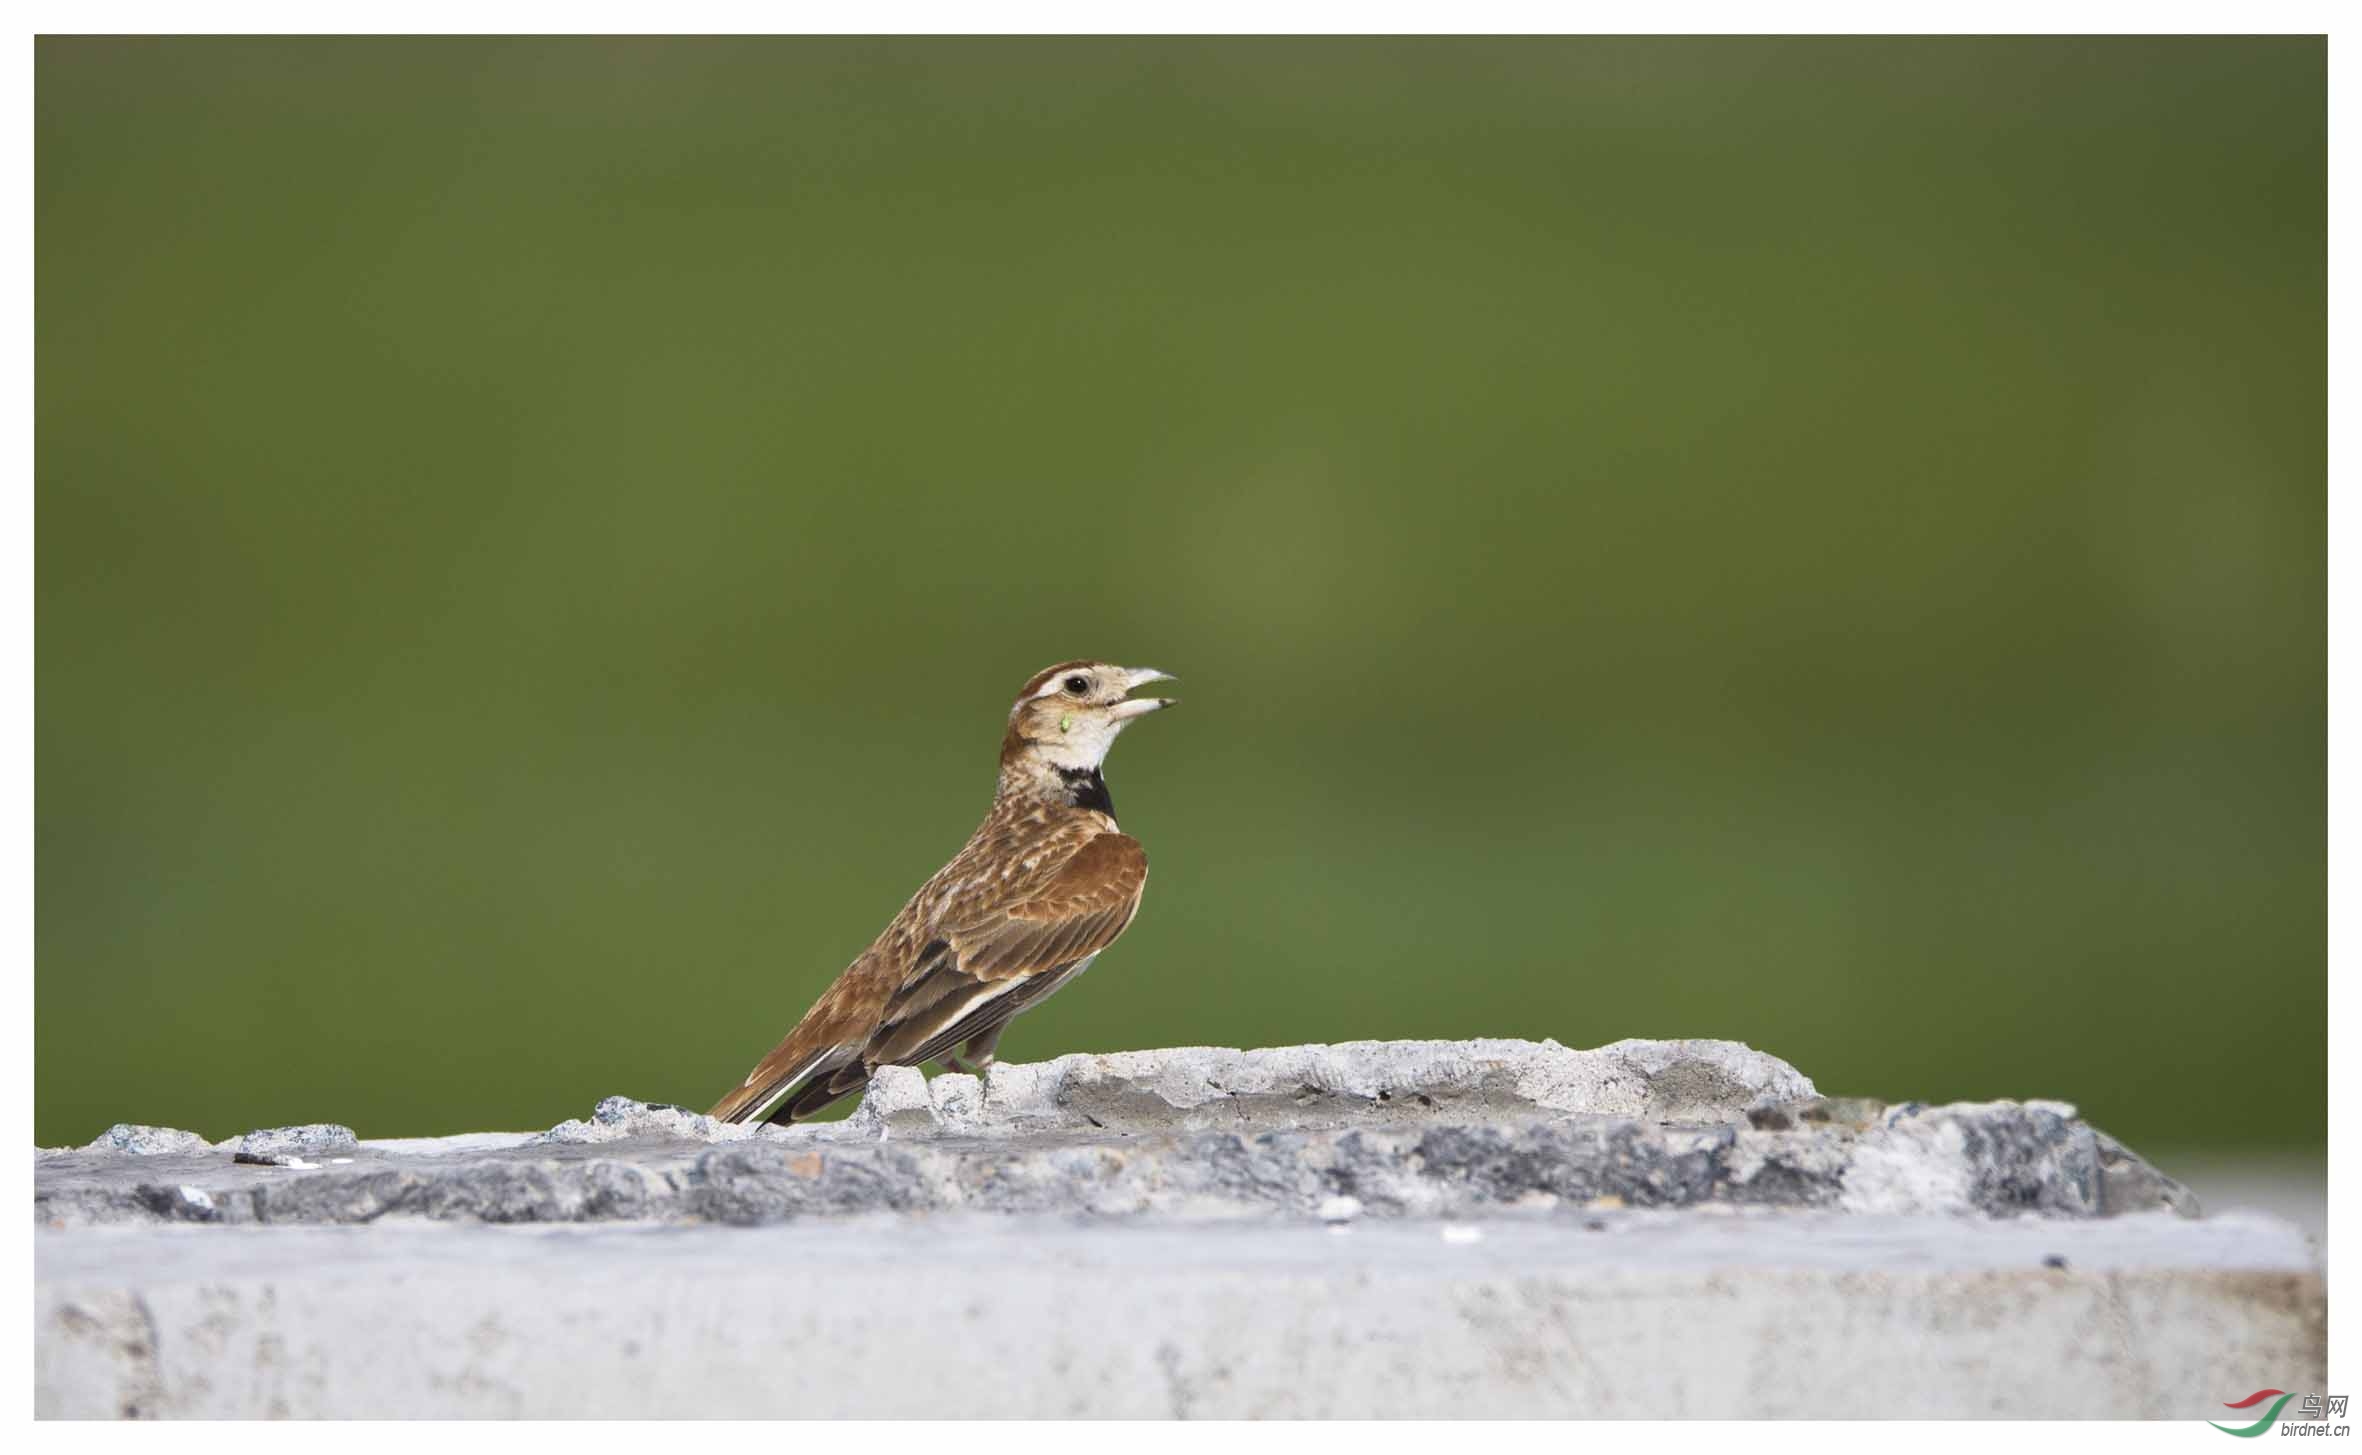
[33,1038,2195,1227]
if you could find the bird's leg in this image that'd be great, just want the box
[945,1024,1005,1079]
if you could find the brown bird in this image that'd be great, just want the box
[708,660,1177,1125]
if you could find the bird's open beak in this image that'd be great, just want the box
[1111,667,1178,719]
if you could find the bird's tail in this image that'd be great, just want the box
[709,1043,832,1125]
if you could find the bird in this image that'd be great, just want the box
[707,660,1177,1126]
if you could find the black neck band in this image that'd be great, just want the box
[1056,765,1115,817]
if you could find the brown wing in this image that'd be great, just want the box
[860,832,1149,1072]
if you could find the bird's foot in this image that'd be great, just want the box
[944,1054,995,1078]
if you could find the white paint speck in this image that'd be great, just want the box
[1317,1195,1363,1224]
[1441,1223,1483,1245]
[178,1185,214,1210]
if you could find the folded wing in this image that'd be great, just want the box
[862,832,1149,1073]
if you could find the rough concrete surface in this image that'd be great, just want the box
[35,1039,2304,1419]
[34,1038,2195,1227]
[34,1213,2322,1418]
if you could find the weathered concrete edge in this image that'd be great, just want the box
[35,1038,2198,1227]
[35,1102,2196,1228]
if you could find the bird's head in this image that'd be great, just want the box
[1001,660,1177,780]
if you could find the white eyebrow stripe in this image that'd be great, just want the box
[1034,672,1089,699]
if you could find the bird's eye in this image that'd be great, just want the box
[1063,675,1092,697]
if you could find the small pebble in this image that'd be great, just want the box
[234,1124,358,1159]
[85,1124,210,1157]
[1316,1195,1363,1225]
[232,1151,322,1169]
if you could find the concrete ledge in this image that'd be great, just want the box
[40,1039,2283,1418]
[35,1213,2321,1418]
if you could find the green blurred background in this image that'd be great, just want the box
[37,37,2322,1154]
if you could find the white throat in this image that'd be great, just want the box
[1032,715,1124,773]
